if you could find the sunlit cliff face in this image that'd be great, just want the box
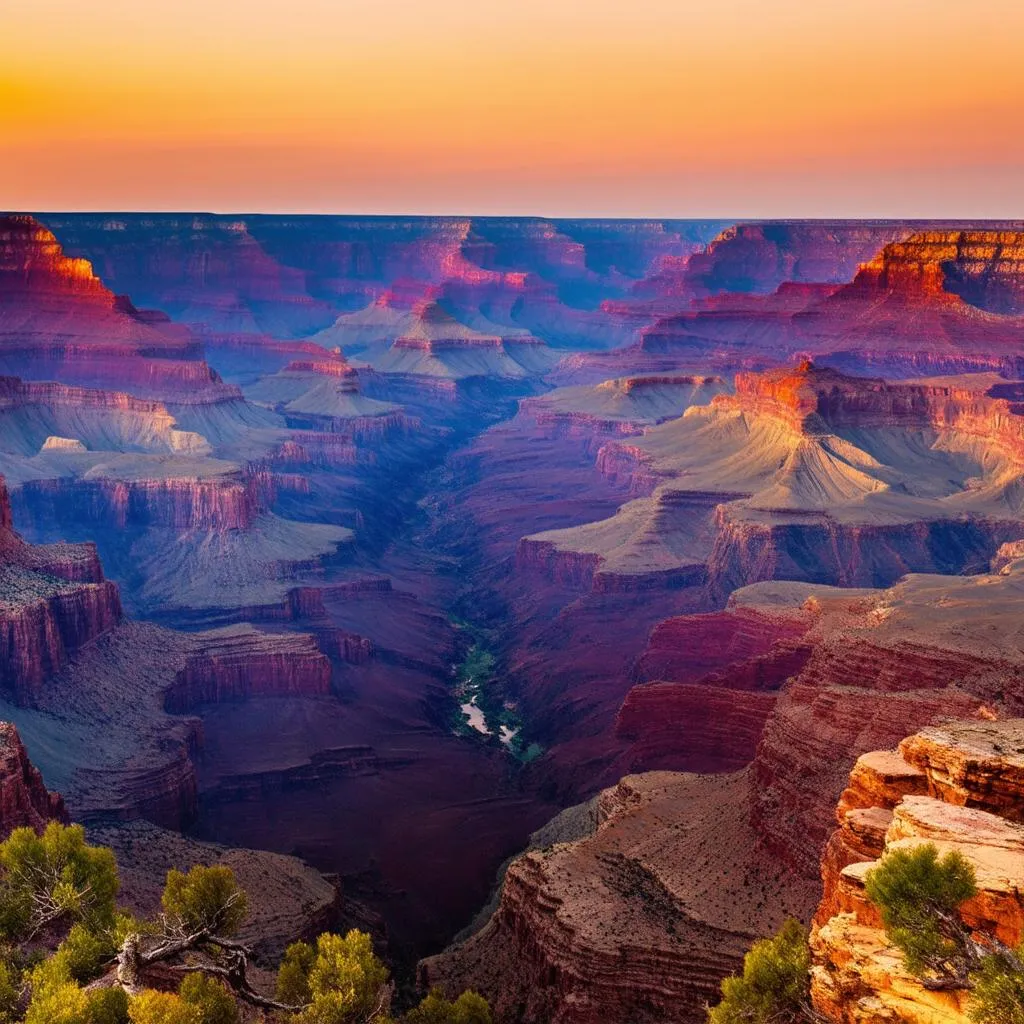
[0,216,106,295]
[2,0,1024,215]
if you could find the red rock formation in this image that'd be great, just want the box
[426,562,1024,1024]
[0,215,226,397]
[633,222,930,300]
[0,722,68,834]
[811,719,1024,1023]
[244,355,418,439]
[316,628,374,665]
[90,820,343,964]
[0,475,122,701]
[0,574,123,701]
[735,566,1024,887]
[536,362,1024,601]
[581,227,1024,381]
[420,771,812,1024]
[42,214,335,338]
[20,469,275,531]
[726,360,1024,448]
[519,375,728,440]
[163,626,332,712]
[612,606,814,773]
[791,230,1024,377]
[844,229,1024,313]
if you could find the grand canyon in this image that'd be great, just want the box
[2,210,1024,1022]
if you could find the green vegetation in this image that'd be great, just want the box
[707,918,811,1024]
[969,948,1024,1024]
[0,822,489,1024]
[403,989,490,1024]
[865,843,978,982]
[448,621,542,763]
[865,841,1024,1019]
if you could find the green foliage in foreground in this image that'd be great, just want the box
[968,945,1024,1024]
[714,842,1024,1024]
[969,946,1024,1024]
[0,822,489,1024]
[707,918,810,1024]
[865,843,978,979]
[865,841,1024,1020]
[404,989,491,1024]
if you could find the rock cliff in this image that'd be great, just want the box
[0,721,67,834]
[524,363,1024,598]
[420,771,811,1024]
[0,474,122,701]
[163,625,332,712]
[0,215,225,397]
[811,718,1024,1023]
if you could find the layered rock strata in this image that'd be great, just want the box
[811,718,1024,1023]
[520,363,1024,597]
[0,474,122,700]
[420,771,812,1024]
[0,721,68,833]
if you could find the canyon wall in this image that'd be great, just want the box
[811,718,1024,1023]
[0,722,68,834]
[0,475,122,702]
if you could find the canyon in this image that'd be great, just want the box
[3,211,1024,1019]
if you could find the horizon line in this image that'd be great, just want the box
[12,209,1024,224]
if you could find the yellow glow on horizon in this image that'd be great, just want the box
[2,0,1023,215]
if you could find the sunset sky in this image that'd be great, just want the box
[2,0,1023,216]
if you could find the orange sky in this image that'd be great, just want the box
[2,0,1023,216]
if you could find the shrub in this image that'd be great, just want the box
[405,988,491,1024]
[161,866,247,937]
[85,987,130,1024]
[179,973,239,1024]
[865,844,977,982]
[0,959,18,1024]
[291,930,390,1024]
[969,947,1024,1024]
[128,990,201,1024]
[277,940,316,1006]
[0,824,119,939]
[707,918,810,1024]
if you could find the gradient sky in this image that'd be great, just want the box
[2,0,1023,216]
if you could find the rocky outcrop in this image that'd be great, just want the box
[360,300,555,380]
[244,356,416,438]
[738,565,1024,882]
[0,722,68,834]
[519,375,728,440]
[707,506,1006,597]
[1,214,116,301]
[0,569,123,701]
[316,628,374,665]
[163,625,332,712]
[811,718,1024,1023]
[0,375,209,456]
[47,215,721,329]
[420,771,812,1024]
[41,214,335,339]
[0,216,226,397]
[90,820,343,964]
[19,468,276,531]
[631,222,935,300]
[729,361,1024,452]
[614,606,814,772]
[532,363,1024,598]
[0,475,122,701]
[844,229,1024,314]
